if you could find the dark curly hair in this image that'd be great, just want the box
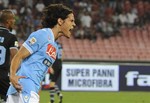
[42,4,73,28]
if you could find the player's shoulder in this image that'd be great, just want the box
[31,28,50,37]
[2,32,17,42]
[32,28,54,41]
[10,33,17,39]
[28,28,54,44]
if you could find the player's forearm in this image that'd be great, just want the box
[10,54,22,76]
[10,46,31,76]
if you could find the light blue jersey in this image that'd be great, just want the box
[7,28,57,102]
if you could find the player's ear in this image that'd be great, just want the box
[58,18,63,26]
[6,19,10,24]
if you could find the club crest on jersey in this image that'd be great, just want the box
[23,95,29,103]
[29,37,36,45]
[46,44,56,60]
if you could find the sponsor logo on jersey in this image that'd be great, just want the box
[43,58,52,67]
[0,37,4,43]
[29,37,36,45]
[46,44,56,60]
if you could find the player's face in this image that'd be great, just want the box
[61,13,76,38]
[8,13,16,30]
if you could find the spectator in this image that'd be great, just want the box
[136,0,145,28]
[98,18,114,38]
[126,10,138,28]
[118,10,128,28]
[80,11,92,28]
[0,0,4,10]
[143,1,150,25]
[35,0,45,13]
[74,25,85,39]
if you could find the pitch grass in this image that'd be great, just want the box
[40,90,150,103]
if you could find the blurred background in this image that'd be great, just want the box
[0,0,149,62]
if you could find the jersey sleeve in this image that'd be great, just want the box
[9,34,19,49]
[22,31,47,54]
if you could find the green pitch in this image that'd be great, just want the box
[40,90,150,103]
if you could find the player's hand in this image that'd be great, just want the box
[49,67,54,74]
[9,75,26,92]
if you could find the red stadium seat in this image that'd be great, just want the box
[60,27,150,61]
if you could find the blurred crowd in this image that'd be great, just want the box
[73,0,150,41]
[0,0,150,45]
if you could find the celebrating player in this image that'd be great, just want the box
[6,4,76,103]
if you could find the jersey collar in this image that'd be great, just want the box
[0,26,11,33]
[48,28,55,43]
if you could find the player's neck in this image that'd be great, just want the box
[51,26,61,40]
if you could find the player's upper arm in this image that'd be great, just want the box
[22,31,47,54]
[9,35,19,61]
[10,48,18,62]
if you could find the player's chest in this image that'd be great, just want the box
[40,43,57,60]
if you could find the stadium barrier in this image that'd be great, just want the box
[60,62,150,92]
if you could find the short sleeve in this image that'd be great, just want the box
[23,31,47,54]
[9,34,19,49]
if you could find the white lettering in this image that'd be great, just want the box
[125,71,138,86]
[125,71,150,86]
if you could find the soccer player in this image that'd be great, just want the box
[0,9,18,102]
[49,41,63,103]
[6,4,76,103]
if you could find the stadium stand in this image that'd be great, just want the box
[0,0,149,62]
[60,25,150,62]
